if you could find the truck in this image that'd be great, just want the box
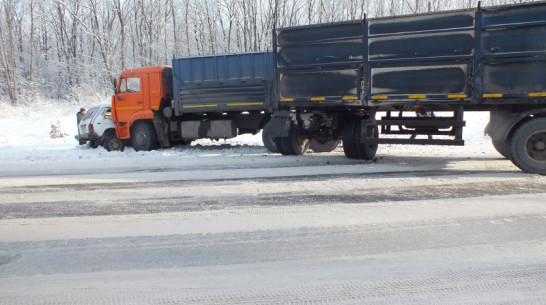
[267,1,546,174]
[111,1,545,175]
[111,52,275,151]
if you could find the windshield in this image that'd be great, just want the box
[82,106,101,120]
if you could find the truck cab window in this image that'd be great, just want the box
[120,77,141,93]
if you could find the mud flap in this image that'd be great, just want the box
[152,116,171,148]
[360,118,378,144]
[266,111,292,138]
[486,107,519,143]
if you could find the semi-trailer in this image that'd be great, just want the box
[268,1,546,174]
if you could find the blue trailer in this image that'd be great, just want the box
[172,52,275,115]
[268,1,546,174]
[170,51,275,144]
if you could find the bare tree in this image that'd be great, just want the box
[170,0,179,57]
[29,0,36,103]
[114,0,128,70]
[184,0,192,55]
[0,0,18,105]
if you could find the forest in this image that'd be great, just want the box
[0,0,538,106]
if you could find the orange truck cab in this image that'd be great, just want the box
[112,66,172,150]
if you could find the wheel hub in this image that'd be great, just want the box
[110,140,121,150]
[136,133,147,147]
[526,131,546,162]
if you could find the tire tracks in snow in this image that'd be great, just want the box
[2,263,546,304]
[0,171,545,219]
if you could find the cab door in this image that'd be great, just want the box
[113,75,144,138]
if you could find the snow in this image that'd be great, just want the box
[0,101,501,175]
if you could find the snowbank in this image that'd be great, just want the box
[0,102,499,176]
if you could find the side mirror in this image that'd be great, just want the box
[113,78,118,93]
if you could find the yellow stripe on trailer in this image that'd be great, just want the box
[529,92,546,97]
[227,102,264,107]
[483,93,503,98]
[311,97,325,101]
[409,95,426,99]
[280,98,294,102]
[371,95,388,100]
[448,94,467,99]
[183,104,217,109]
[342,96,358,101]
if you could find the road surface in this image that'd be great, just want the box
[1,149,545,304]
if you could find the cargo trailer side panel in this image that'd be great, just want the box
[172,52,274,115]
[479,2,546,99]
[368,11,475,102]
[276,21,366,106]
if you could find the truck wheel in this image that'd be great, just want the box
[131,121,158,151]
[360,124,379,160]
[102,130,125,152]
[492,138,510,159]
[343,117,378,160]
[310,139,340,153]
[342,118,359,159]
[510,118,546,175]
[90,140,99,149]
[275,123,309,155]
[262,121,279,153]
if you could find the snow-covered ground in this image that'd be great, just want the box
[0,101,502,175]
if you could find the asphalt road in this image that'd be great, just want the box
[1,153,546,304]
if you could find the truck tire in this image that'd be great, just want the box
[102,130,125,152]
[262,121,279,153]
[131,121,158,151]
[492,138,510,159]
[310,139,340,153]
[509,118,546,175]
[342,118,359,159]
[275,123,309,155]
[343,117,378,160]
[89,140,100,149]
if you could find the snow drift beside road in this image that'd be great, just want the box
[0,101,501,175]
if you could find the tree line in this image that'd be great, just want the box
[0,0,537,106]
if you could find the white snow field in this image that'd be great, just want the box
[0,102,510,175]
[1,103,545,304]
